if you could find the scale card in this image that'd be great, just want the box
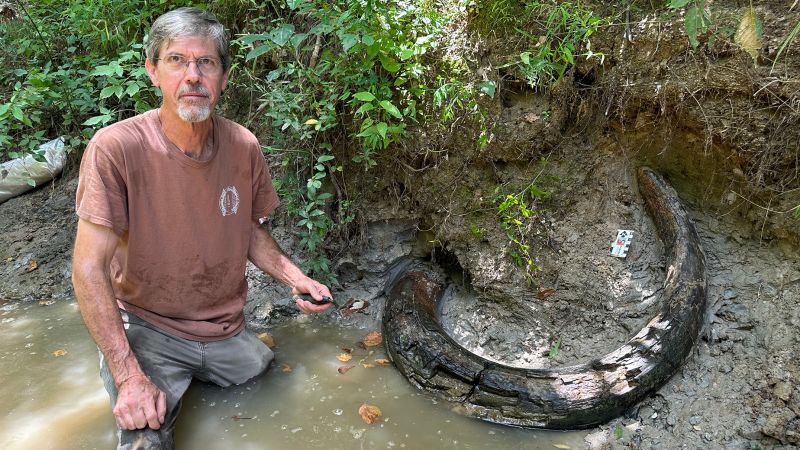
[610,230,633,258]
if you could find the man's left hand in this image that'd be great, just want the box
[292,277,334,314]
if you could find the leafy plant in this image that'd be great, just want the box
[548,337,562,359]
[496,179,551,284]
[478,1,605,89]
[668,0,711,49]
[235,0,486,282]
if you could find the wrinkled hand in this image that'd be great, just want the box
[113,374,167,430]
[292,277,334,314]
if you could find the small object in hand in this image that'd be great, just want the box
[295,294,334,305]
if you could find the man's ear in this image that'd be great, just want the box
[145,58,160,88]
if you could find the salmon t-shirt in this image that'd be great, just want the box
[75,109,279,341]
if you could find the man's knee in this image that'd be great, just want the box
[118,427,173,450]
[206,330,274,386]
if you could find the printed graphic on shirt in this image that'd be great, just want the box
[219,186,240,217]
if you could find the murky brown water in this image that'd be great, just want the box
[1,301,587,449]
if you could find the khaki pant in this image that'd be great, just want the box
[100,310,274,450]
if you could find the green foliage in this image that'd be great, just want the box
[0,0,179,163]
[771,19,800,72]
[548,337,561,359]
[236,0,486,282]
[668,0,710,49]
[614,423,624,439]
[496,180,551,284]
[473,1,605,89]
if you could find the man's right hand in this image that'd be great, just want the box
[113,374,167,430]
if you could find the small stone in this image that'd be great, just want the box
[723,288,737,300]
[666,415,676,426]
[773,381,793,402]
[693,425,702,431]
[689,416,701,425]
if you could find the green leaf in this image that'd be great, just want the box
[304,118,319,125]
[354,91,376,102]
[376,122,388,139]
[685,6,701,48]
[83,114,110,126]
[379,100,403,119]
[380,56,402,73]
[614,424,624,439]
[0,104,9,117]
[793,206,800,219]
[92,65,117,77]
[341,33,359,52]
[520,52,531,65]
[286,0,303,10]
[290,32,308,50]
[246,44,273,61]
[27,179,36,187]
[12,106,23,122]
[669,0,690,8]
[318,154,335,163]
[270,24,295,46]
[13,69,27,77]
[237,33,270,45]
[354,103,375,116]
[479,80,497,98]
[100,85,117,99]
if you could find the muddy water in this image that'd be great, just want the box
[1,301,587,449]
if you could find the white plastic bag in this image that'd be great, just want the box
[0,137,66,204]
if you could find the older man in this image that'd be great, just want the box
[71,7,333,448]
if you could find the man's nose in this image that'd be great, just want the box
[183,60,202,81]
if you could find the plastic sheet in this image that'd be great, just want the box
[0,137,66,204]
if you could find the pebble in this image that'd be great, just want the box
[689,416,701,425]
[666,415,676,426]
[723,288,737,300]
[773,381,792,401]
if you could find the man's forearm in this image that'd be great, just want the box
[73,264,145,386]
[247,223,308,289]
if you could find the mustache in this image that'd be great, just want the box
[178,86,211,97]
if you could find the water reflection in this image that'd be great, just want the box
[0,301,587,449]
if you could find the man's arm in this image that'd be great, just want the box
[248,221,333,314]
[71,218,166,429]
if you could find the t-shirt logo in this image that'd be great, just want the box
[219,186,240,216]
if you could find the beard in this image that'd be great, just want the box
[177,86,212,122]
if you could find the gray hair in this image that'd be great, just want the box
[146,7,231,71]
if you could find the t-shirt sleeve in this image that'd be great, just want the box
[251,147,280,223]
[75,137,129,235]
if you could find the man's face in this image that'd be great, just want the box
[145,36,229,123]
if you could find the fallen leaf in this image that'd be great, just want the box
[735,7,761,62]
[553,445,571,449]
[281,363,292,373]
[523,112,540,123]
[362,331,382,347]
[537,287,556,300]
[52,349,67,357]
[375,359,391,366]
[38,300,55,306]
[338,365,355,374]
[362,363,376,369]
[358,403,382,424]
[257,332,275,348]
[26,260,38,272]
[336,353,353,362]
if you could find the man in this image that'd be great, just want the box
[71,7,333,449]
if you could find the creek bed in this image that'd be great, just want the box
[1,300,587,449]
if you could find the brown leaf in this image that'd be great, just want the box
[337,365,355,374]
[362,331,382,347]
[38,300,55,306]
[358,403,382,424]
[537,287,556,300]
[375,358,391,366]
[26,260,38,272]
[362,363,376,369]
[522,112,540,123]
[281,363,292,373]
[257,332,275,348]
[336,353,353,362]
[52,349,67,357]
[735,7,761,62]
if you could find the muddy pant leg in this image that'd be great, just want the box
[100,312,196,450]
[199,328,274,387]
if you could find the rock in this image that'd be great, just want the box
[773,381,793,402]
[690,415,701,425]
[584,430,611,450]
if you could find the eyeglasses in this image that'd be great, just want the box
[155,54,223,75]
